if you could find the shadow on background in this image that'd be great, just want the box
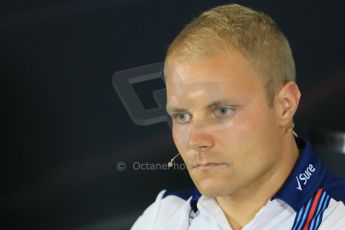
[310,130,345,179]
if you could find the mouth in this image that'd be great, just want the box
[192,162,228,170]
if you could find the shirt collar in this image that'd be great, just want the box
[190,188,201,213]
[272,137,326,211]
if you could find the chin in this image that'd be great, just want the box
[189,169,235,196]
[194,178,231,198]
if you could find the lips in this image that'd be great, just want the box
[192,162,227,170]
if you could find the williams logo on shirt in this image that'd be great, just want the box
[296,164,316,191]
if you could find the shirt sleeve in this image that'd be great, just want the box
[130,190,166,230]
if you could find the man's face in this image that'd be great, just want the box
[165,48,284,198]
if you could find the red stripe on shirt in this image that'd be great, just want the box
[303,188,323,230]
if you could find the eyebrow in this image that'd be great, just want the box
[165,106,187,115]
[166,99,236,114]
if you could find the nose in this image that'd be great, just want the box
[188,120,215,152]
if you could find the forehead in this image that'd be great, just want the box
[164,50,265,108]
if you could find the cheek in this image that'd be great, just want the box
[216,115,277,176]
[172,125,189,150]
[220,105,272,147]
[172,126,192,165]
[212,112,268,164]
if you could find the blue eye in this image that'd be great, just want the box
[214,107,234,117]
[174,112,192,123]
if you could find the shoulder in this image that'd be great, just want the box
[322,171,345,203]
[318,172,345,229]
[130,188,196,230]
[320,197,345,229]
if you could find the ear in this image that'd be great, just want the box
[275,81,301,127]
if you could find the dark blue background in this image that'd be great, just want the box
[1,0,344,229]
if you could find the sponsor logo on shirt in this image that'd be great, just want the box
[296,164,316,191]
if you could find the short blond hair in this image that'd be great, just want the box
[165,4,295,106]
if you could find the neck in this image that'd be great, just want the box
[216,135,299,229]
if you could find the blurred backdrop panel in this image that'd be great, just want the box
[1,0,344,229]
